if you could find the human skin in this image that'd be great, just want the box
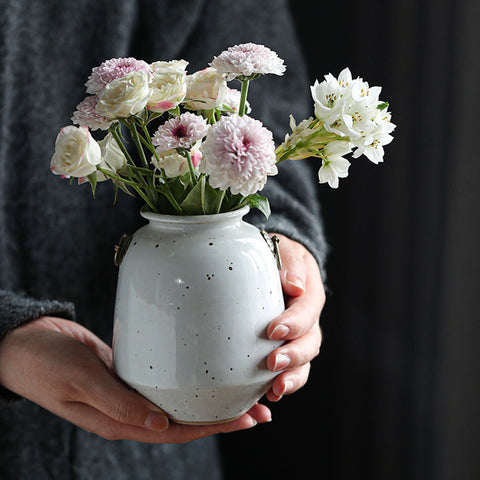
[0,235,324,443]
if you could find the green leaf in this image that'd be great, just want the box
[203,181,224,214]
[166,177,189,204]
[221,191,244,211]
[179,178,206,215]
[113,179,136,197]
[87,173,97,198]
[377,102,389,111]
[245,194,271,219]
[179,176,227,215]
[178,172,192,188]
[118,164,136,177]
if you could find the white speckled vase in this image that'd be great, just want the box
[112,206,284,425]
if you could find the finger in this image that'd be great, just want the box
[64,399,270,443]
[159,403,272,444]
[70,355,170,431]
[35,323,170,430]
[60,401,169,441]
[268,292,323,341]
[265,363,311,402]
[267,321,321,372]
[274,234,308,297]
[246,401,272,424]
[267,252,325,342]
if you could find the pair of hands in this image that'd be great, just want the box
[0,234,325,444]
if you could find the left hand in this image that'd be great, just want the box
[265,234,325,402]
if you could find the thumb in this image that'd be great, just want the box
[81,360,170,431]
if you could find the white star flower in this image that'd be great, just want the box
[318,141,352,188]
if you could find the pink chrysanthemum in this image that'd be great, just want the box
[86,57,151,94]
[199,115,277,196]
[71,96,112,131]
[152,112,210,152]
[210,43,286,81]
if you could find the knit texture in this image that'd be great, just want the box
[0,0,327,478]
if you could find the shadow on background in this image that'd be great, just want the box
[220,1,480,479]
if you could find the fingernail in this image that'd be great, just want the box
[273,380,293,399]
[144,411,169,430]
[286,272,305,292]
[272,353,291,372]
[249,416,258,428]
[269,325,290,340]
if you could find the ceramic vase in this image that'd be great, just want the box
[112,206,284,424]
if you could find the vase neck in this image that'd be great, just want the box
[140,206,250,232]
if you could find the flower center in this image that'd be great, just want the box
[325,93,337,108]
[352,111,362,122]
[172,124,188,139]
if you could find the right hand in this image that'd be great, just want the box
[0,316,271,443]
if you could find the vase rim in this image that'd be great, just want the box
[140,206,250,224]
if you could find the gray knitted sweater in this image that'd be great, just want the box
[0,0,327,478]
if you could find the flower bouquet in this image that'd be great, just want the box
[51,42,395,217]
[50,43,395,424]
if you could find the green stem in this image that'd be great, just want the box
[127,120,150,171]
[126,120,160,207]
[97,168,157,192]
[239,80,250,117]
[133,188,159,213]
[110,125,135,166]
[98,168,159,213]
[140,124,184,214]
[184,150,197,187]
[111,125,149,186]
[161,175,184,214]
[215,190,225,214]
[109,125,183,214]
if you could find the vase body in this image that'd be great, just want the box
[112,207,284,424]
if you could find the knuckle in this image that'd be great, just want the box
[61,366,88,401]
[301,361,311,380]
[287,363,311,392]
[109,399,134,424]
[302,362,312,384]
[287,344,305,366]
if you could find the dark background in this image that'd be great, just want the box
[220,0,480,478]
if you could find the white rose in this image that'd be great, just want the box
[147,60,188,112]
[151,59,189,74]
[50,126,101,178]
[152,142,202,178]
[152,149,188,178]
[96,71,151,119]
[96,133,127,181]
[221,87,251,114]
[184,67,228,111]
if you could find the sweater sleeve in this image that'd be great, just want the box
[0,290,75,402]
